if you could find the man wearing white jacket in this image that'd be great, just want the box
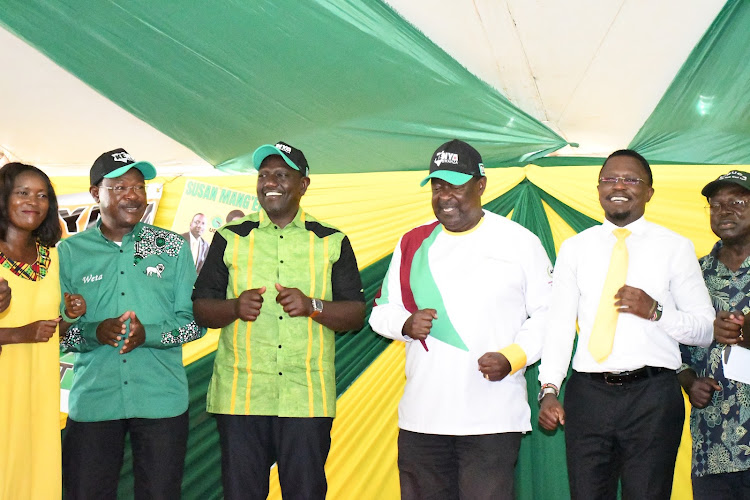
[369,139,552,500]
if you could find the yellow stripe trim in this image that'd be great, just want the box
[229,233,241,413]
[244,232,255,414]
[317,237,330,416]
[306,231,316,416]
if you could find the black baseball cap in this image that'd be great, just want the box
[252,141,309,176]
[90,148,156,186]
[420,139,485,187]
[702,170,750,198]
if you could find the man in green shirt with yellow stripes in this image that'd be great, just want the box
[193,141,365,499]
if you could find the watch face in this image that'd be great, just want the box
[312,298,323,312]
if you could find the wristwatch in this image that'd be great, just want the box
[310,298,324,318]
[537,383,559,405]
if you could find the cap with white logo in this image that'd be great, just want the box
[252,141,309,176]
[702,170,750,198]
[90,148,157,186]
[420,139,485,187]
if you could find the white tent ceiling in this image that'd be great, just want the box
[0,0,727,174]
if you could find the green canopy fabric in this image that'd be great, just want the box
[631,0,750,164]
[0,0,566,174]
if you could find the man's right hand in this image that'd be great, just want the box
[686,377,721,409]
[234,287,266,321]
[402,309,437,341]
[538,394,566,431]
[0,277,10,313]
[96,312,129,347]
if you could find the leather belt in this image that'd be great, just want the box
[580,366,673,385]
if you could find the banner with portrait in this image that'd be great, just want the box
[170,179,259,273]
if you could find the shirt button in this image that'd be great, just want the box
[278,372,282,376]
[120,271,124,275]
[123,359,127,363]
[124,381,128,385]
[121,292,125,296]
[280,235,284,239]
[279,316,283,320]
[280,260,284,264]
[120,249,123,253]
[278,345,282,349]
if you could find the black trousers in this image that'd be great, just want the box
[215,414,333,500]
[397,429,522,500]
[62,411,189,500]
[693,469,750,500]
[563,370,684,500]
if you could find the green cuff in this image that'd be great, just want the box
[60,308,79,324]
[498,343,527,375]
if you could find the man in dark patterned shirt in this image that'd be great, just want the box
[679,170,750,499]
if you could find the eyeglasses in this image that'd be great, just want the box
[100,185,147,195]
[598,177,645,186]
[706,199,749,214]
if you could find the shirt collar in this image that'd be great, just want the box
[601,215,647,235]
[708,240,750,272]
[257,207,307,229]
[95,219,142,244]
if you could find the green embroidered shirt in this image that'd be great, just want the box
[58,221,205,421]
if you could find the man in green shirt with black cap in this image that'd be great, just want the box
[59,148,205,499]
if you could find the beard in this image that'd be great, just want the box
[606,209,631,222]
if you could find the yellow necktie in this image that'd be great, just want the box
[589,228,631,363]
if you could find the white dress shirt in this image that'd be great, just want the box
[539,217,714,389]
[370,211,553,435]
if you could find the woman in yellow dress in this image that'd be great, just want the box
[0,162,82,499]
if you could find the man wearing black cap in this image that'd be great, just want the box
[679,170,750,499]
[58,148,205,498]
[538,150,714,499]
[369,139,553,499]
[192,141,365,499]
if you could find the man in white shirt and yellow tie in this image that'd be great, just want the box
[538,149,715,499]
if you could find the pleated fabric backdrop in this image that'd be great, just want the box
[52,162,742,499]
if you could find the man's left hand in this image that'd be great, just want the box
[275,283,313,317]
[120,311,146,354]
[478,352,511,382]
[615,285,655,319]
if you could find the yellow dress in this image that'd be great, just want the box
[0,246,61,499]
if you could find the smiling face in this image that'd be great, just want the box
[256,155,309,227]
[597,155,654,227]
[708,184,750,245]
[7,171,50,234]
[91,168,147,241]
[431,176,486,232]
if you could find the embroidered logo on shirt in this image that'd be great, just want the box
[82,273,103,283]
[145,263,165,278]
[133,226,184,266]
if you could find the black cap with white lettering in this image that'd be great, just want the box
[420,139,485,187]
[90,148,156,186]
